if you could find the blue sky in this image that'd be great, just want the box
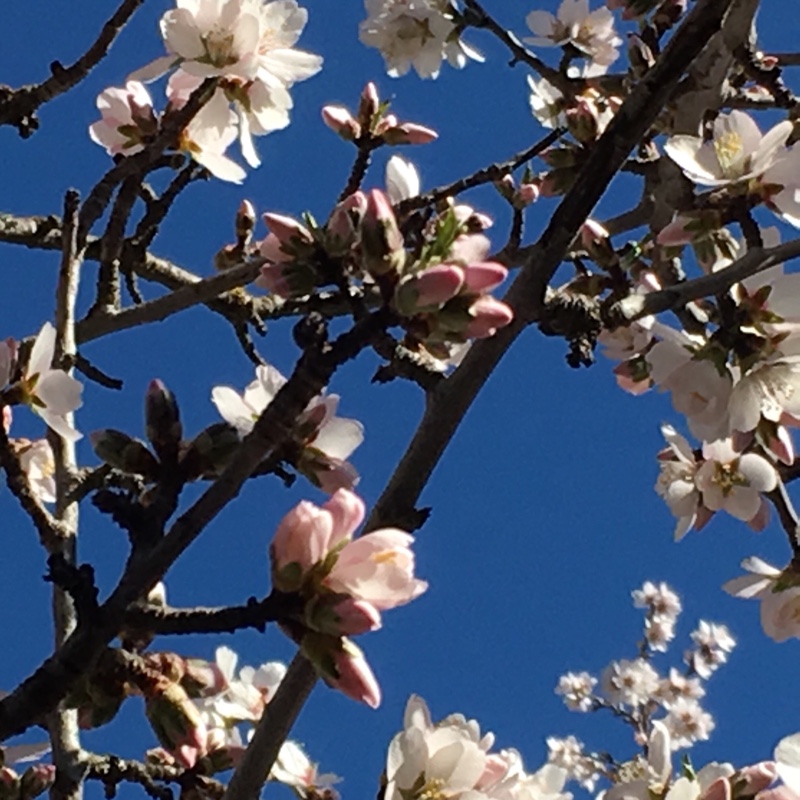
[2,1,800,798]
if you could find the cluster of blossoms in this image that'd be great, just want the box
[244,83,513,361]
[584,109,800,639]
[551,581,731,794]
[359,0,483,79]
[131,642,338,797]
[269,489,426,708]
[90,0,322,182]
[385,695,572,800]
[212,362,364,492]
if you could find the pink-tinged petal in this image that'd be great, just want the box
[162,8,206,59]
[461,262,508,293]
[409,266,465,309]
[382,123,438,146]
[314,458,360,493]
[322,489,365,545]
[271,500,334,573]
[738,762,778,794]
[258,233,290,264]
[128,55,179,83]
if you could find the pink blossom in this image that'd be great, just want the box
[325,527,428,612]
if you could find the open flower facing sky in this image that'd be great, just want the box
[664,110,793,187]
[212,363,364,491]
[525,0,621,73]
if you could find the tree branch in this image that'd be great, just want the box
[0,0,145,137]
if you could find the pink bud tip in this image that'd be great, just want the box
[465,296,514,338]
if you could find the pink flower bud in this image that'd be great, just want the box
[305,596,382,636]
[358,82,380,125]
[737,762,778,795]
[19,765,55,799]
[700,778,731,800]
[255,263,292,297]
[236,199,256,243]
[396,266,465,313]
[145,682,207,770]
[311,457,361,494]
[263,213,313,246]
[360,189,405,276]
[326,192,367,255]
[461,262,508,294]
[181,657,228,698]
[331,640,381,708]
[321,105,361,141]
[515,182,540,207]
[258,233,291,264]
[657,217,695,247]
[465,296,514,338]
[381,122,438,145]
[270,500,335,591]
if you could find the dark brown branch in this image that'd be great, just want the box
[461,0,573,92]
[217,6,742,792]
[765,480,800,557]
[0,310,392,741]
[122,593,303,636]
[0,0,145,137]
[614,239,800,321]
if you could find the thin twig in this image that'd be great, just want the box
[0,0,145,136]
[47,189,84,800]
[397,129,562,215]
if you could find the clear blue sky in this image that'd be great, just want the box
[1,1,799,798]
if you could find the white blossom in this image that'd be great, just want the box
[22,323,83,442]
[555,671,596,712]
[271,740,341,799]
[359,0,483,80]
[654,425,702,541]
[723,557,800,643]
[665,110,792,188]
[660,698,715,749]
[600,658,659,707]
[524,0,621,72]
[685,621,735,678]
[386,154,421,203]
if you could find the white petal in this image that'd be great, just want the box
[211,386,256,431]
[312,417,364,460]
[28,323,56,377]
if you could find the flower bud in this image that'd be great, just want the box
[270,501,333,592]
[358,82,381,127]
[461,262,508,294]
[145,379,182,463]
[300,634,381,709]
[181,657,229,698]
[89,429,159,479]
[360,190,405,276]
[395,266,465,315]
[381,122,438,146]
[263,213,314,246]
[325,192,367,256]
[321,105,361,141]
[145,681,207,769]
[235,199,256,247]
[179,422,241,480]
[465,296,514,338]
[19,766,55,800]
[0,768,19,800]
[304,595,382,636]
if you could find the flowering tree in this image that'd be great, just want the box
[5,1,800,800]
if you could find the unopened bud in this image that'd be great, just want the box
[357,82,381,127]
[381,122,438,146]
[145,681,207,769]
[360,190,405,276]
[322,105,361,141]
[236,199,256,247]
[89,429,159,479]
[179,422,241,480]
[19,765,55,800]
[305,595,382,636]
[145,379,182,463]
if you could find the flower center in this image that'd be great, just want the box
[714,131,745,176]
